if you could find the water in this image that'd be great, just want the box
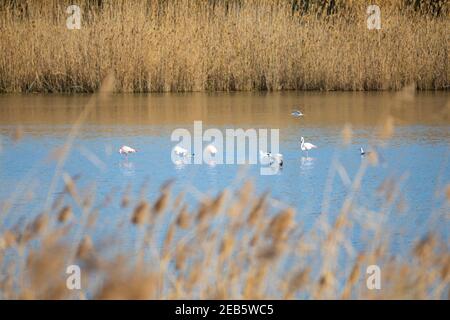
[0,92,449,252]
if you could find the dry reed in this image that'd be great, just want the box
[0,167,448,299]
[0,0,448,93]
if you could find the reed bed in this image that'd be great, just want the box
[0,0,448,93]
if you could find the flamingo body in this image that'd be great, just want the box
[260,151,272,165]
[272,153,283,167]
[205,144,218,155]
[260,151,283,167]
[119,145,137,156]
[173,145,188,157]
[300,137,317,156]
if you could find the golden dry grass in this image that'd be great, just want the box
[0,0,448,93]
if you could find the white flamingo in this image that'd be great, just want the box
[205,144,218,155]
[260,151,272,165]
[173,145,188,157]
[119,145,137,158]
[300,137,317,156]
[271,153,284,167]
[260,151,283,167]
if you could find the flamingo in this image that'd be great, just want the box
[260,151,272,165]
[271,153,284,167]
[291,110,304,118]
[173,145,188,157]
[260,151,283,167]
[173,145,195,158]
[205,144,218,155]
[119,145,137,158]
[300,137,317,156]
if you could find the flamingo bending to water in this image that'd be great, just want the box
[260,151,272,165]
[271,153,283,167]
[119,145,137,158]
[173,145,195,159]
[173,145,188,157]
[260,151,283,167]
[205,144,218,155]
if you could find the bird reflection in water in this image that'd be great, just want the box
[119,160,135,176]
[300,156,315,171]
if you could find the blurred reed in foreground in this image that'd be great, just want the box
[0,0,448,93]
[0,171,449,299]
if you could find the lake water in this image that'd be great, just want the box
[0,92,449,253]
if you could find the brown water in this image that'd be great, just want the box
[0,91,448,127]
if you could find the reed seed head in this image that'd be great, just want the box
[132,201,150,225]
[57,206,72,223]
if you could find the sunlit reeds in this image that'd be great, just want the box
[0,0,448,93]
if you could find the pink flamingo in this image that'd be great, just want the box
[119,145,137,159]
[300,137,317,156]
